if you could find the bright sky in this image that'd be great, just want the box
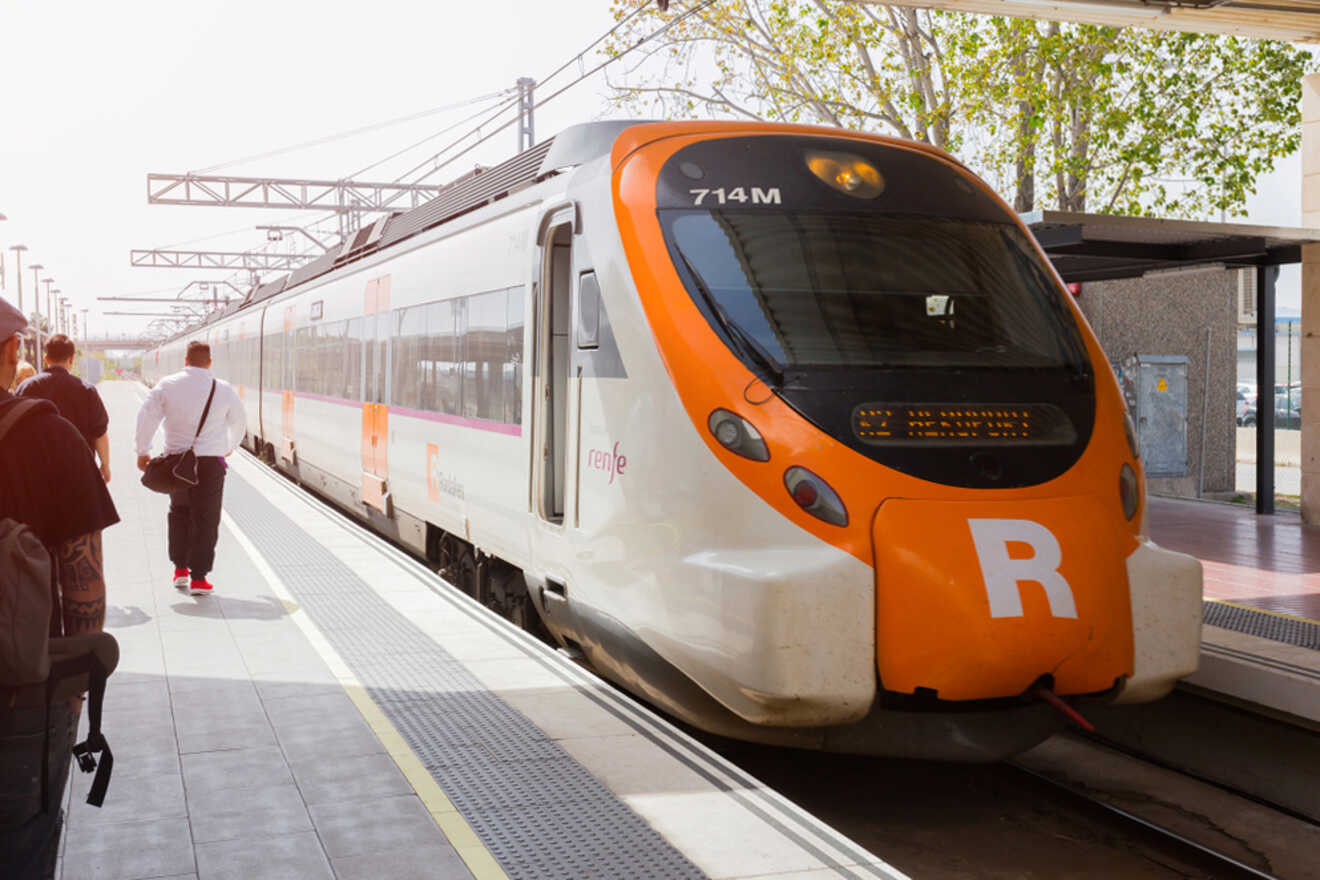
[0,0,1311,342]
[0,0,624,339]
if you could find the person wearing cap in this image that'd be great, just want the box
[17,334,112,483]
[0,297,119,879]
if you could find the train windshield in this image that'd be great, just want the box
[663,210,1087,375]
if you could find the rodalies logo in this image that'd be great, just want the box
[968,519,1078,619]
[426,443,465,502]
[585,442,628,484]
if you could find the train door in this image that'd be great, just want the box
[534,216,575,524]
[280,305,296,464]
[361,275,392,515]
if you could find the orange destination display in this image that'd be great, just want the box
[851,402,1076,445]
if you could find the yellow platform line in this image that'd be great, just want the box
[1207,597,1320,627]
[221,511,509,880]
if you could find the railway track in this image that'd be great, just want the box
[707,729,1318,879]
[1006,761,1280,880]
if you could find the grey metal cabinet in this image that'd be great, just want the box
[1130,354,1189,478]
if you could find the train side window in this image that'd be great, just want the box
[577,272,600,350]
[426,300,459,416]
[506,286,525,425]
[294,327,311,392]
[345,317,364,402]
[394,305,426,410]
[463,290,507,421]
[329,320,349,399]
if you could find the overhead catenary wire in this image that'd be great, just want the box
[381,0,659,186]
[408,0,720,185]
[190,88,518,175]
[346,91,520,180]
[388,95,527,185]
[149,0,710,317]
[532,0,656,100]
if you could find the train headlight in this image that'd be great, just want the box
[708,409,770,462]
[805,150,885,199]
[1119,463,1140,521]
[784,466,848,527]
[1123,409,1140,460]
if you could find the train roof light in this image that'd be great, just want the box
[805,150,885,199]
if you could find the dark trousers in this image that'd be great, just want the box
[168,456,226,579]
[0,701,78,880]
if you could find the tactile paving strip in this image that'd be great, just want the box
[224,473,707,880]
[1203,600,1320,651]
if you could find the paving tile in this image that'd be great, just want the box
[289,751,412,805]
[69,746,179,804]
[272,716,383,761]
[61,815,195,880]
[69,769,186,827]
[309,794,448,858]
[331,842,474,880]
[252,678,340,703]
[101,684,175,732]
[177,719,278,755]
[259,691,358,727]
[173,704,271,739]
[169,677,258,701]
[188,782,313,844]
[268,707,374,738]
[499,686,637,741]
[182,745,294,796]
[194,830,332,880]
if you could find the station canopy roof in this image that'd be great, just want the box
[861,0,1320,42]
[1022,210,1320,282]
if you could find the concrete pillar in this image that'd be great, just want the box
[1300,74,1320,522]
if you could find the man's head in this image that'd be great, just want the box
[185,340,212,369]
[44,333,76,368]
[0,297,30,392]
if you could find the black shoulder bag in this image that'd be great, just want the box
[141,379,216,495]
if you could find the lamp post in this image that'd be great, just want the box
[42,279,54,336]
[7,245,27,361]
[80,308,89,377]
[8,244,26,314]
[59,297,68,336]
[29,263,43,364]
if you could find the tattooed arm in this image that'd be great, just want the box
[56,531,107,635]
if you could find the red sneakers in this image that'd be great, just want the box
[173,568,190,591]
[188,579,214,597]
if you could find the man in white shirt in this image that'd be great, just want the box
[134,340,245,596]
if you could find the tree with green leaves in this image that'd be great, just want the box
[605,1,1312,218]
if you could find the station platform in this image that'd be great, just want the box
[1147,497,1320,724]
[59,381,904,880]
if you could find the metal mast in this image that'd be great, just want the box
[517,77,535,152]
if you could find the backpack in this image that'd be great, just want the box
[0,398,117,809]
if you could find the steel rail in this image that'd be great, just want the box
[1007,761,1280,880]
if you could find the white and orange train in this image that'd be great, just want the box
[145,121,1203,759]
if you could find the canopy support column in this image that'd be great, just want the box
[1257,267,1277,515]
[1301,74,1320,522]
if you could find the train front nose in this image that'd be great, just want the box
[872,496,1135,701]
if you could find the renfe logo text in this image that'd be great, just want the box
[586,442,628,484]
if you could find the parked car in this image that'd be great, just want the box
[1240,394,1301,429]
[1237,383,1258,425]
